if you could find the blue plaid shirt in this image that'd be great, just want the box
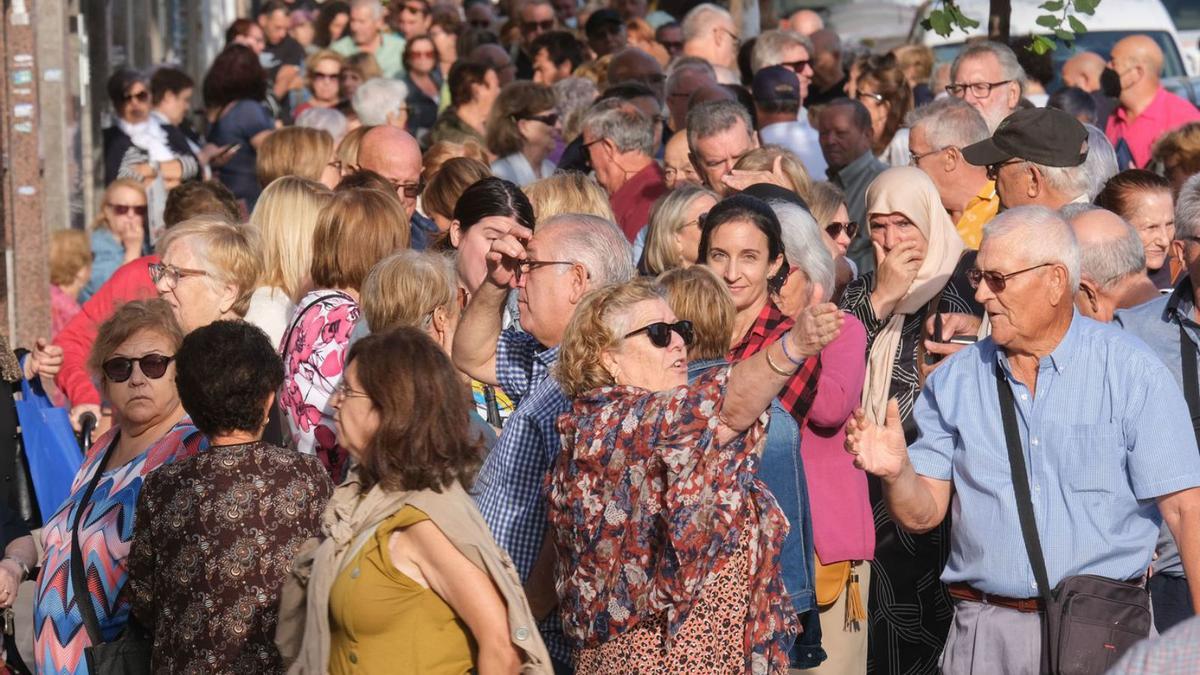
[474,328,572,663]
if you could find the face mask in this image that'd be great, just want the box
[1100,67,1122,98]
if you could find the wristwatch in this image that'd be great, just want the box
[2,557,29,582]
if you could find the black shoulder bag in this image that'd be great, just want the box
[1178,321,1200,449]
[70,439,151,675]
[995,364,1152,675]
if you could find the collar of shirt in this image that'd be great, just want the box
[1114,86,1169,124]
[1165,276,1197,326]
[827,149,878,183]
[968,180,997,207]
[995,309,1084,377]
[729,301,790,362]
[611,161,666,206]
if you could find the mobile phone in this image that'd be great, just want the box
[214,143,240,159]
[948,335,978,345]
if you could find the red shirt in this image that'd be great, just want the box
[610,161,668,242]
[728,300,821,428]
[1106,87,1200,168]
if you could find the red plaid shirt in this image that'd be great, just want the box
[728,301,822,427]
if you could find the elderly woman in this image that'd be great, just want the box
[853,54,913,168]
[152,218,263,334]
[256,127,340,189]
[486,82,559,186]
[280,187,409,483]
[640,185,718,276]
[33,300,208,674]
[246,177,333,346]
[808,181,858,300]
[1097,169,1180,289]
[546,277,843,672]
[127,320,332,673]
[103,69,199,188]
[82,178,149,302]
[837,165,982,674]
[280,328,551,673]
[294,49,346,118]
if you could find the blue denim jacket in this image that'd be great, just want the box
[688,358,823,667]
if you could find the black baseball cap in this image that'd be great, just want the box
[752,66,801,105]
[962,107,1088,168]
[585,9,622,38]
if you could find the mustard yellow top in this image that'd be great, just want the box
[954,180,1000,250]
[328,506,476,674]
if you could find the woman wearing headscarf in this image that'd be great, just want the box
[837,166,984,675]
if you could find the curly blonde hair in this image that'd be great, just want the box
[554,278,666,398]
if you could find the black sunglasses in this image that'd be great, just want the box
[781,58,811,72]
[123,90,150,103]
[522,19,554,31]
[624,320,694,348]
[825,221,858,239]
[102,354,174,383]
[519,112,559,127]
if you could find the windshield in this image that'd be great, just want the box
[1163,0,1200,32]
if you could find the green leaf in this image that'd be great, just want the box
[1074,0,1098,14]
[1035,14,1061,28]
[1028,34,1056,54]
[1068,15,1088,33]
[1040,1,1065,10]
[1055,29,1075,42]
[928,9,952,36]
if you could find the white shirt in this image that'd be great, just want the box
[759,120,829,179]
[244,286,297,350]
[490,152,555,187]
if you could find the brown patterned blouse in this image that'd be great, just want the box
[127,441,333,674]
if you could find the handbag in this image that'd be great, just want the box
[995,364,1152,675]
[14,358,83,518]
[69,438,151,675]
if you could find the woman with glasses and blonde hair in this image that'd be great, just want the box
[151,217,263,334]
[487,82,560,186]
[808,181,858,300]
[83,178,149,302]
[639,184,718,276]
[295,49,346,118]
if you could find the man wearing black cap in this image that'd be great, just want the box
[962,107,1091,211]
[755,65,827,178]
[586,9,628,58]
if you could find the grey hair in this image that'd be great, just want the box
[295,107,349,143]
[770,201,836,302]
[950,41,1027,95]
[686,100,753,153]
[350,0,384,20]
[1063,206,1146,289]
[1032,158,1092,203]
[581,99,655,156]
[904,96,989,149]
[751,30,814,73]
[352,78,410,126]
[681,3,732,42]
[983,205,1080,292]
[1081,124,1119,200]
[1176,174,1200,241]
[553,77,599,140]
[540,214,635,286]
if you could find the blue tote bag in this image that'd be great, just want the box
[14,361,83,518]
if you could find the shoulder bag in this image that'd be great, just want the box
[995,363,1152,675]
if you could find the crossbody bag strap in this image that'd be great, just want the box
[1179,321,1200,450]
[280,292,353,354]
[69,437,121,645]
[994,363,1053,607]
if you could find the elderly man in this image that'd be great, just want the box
[849,205,1200,674]
[356,125,439,248]
[581,99,667,242]
[351,77,409,128]
[907,97,996,248]
[963,107,1091,210]
[1114,175,1200,634]
[751,29,815,100]
[1063,51,1106,92]
[680,3,740,84]
[1106,35,1200,169]
[607,47,665,101]
[806,29,848,106]
[755,66,826,178]
[819,98,887,273]
[665,56,716,132]
[947,41,1025,132]
[686,99,758,199]
[512,0,558,80]
[453,213,634,672]
[1065,205,1159,322]
[663,129,701,189]
[331,0,405,78]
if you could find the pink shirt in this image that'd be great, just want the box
[800,314,875,563]
[1106,87,1200,168]
[49,285,80,339]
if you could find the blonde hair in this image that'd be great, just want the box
[554,278,666,398]
[892,43,935,85]
[92,179,146,231]
[155,217,263,316]
[573,54,614,91]
[525,172,615,222]
[336,124,374,168]
[734,147,814,203]
[311,187,410,290]
[50,229,92,286]
[256,127,334,186]
[345,51,383,81]
[361,250,458,333]
[249,176,333,301]
[422,140,489,183]
[807,181,847,228]
[423,157,492,221]
[658,265,734,361]
[642,185,717,276]
[306,49,345,83]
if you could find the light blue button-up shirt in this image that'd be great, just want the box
[908,311,1200,599]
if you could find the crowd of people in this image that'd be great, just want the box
[10,0,1200,673]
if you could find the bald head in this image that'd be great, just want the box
[1068,207,1145,286]
[1062,51,1106,92]
[784,9,823,36]
[1111,35,1164,74]
[357,126,422,214]
[608,47,665,99]
[1110,35,1165,107]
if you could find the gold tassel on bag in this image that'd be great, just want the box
[844,563,867,631]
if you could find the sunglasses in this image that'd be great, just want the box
[409,50,436,59]
[624,320,695,348]
[522,19,554,32]
[520,112,559,127]
[825,221,858,239]
[108,203,148,217]
[313,71,340,80]
[387,177,424,198]
[102,353,174,383]
[966,262,1052,293]
[123,90,150,103]
[781,58,811,73]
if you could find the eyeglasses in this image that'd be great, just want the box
[946,80,1013,98]
[522,19,554,32]
[910,146,951,165]
[856,90,886,104]
[149,262,209,289]
[517,259,575,276]
[624,320,695,348]
[102,354,174,383]
[313,71,340,80]
[387,176,424,199]
[107,203,148,217]
[967,262,1052,293]
[780,58,812,73]
[986,158,1025,181]
[825,221,859,239]
[410,50,436,59]
[335,379,371,400]
[123,90,150,103]
[520,112,559,127]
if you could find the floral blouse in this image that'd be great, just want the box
[546,368,797,674]
[279,290,359,482]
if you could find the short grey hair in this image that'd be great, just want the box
[350,0,384,20]
[983,205,1080,292]
[905,96,989,149]
[581,99,655,156]
[554,77,599,140]
[296,107,349,143]
[950,41,1027,95]
[1063,206,1146,289]
[352,78,409,126]
[540,214,635,286]
[771,201,835,302]
[751,30,813,73]
[1176,173,1200,241]
[681,3,732,42]
[1081,124,1119,200]
[1032,157,1092,203]
[686,100,752,153]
